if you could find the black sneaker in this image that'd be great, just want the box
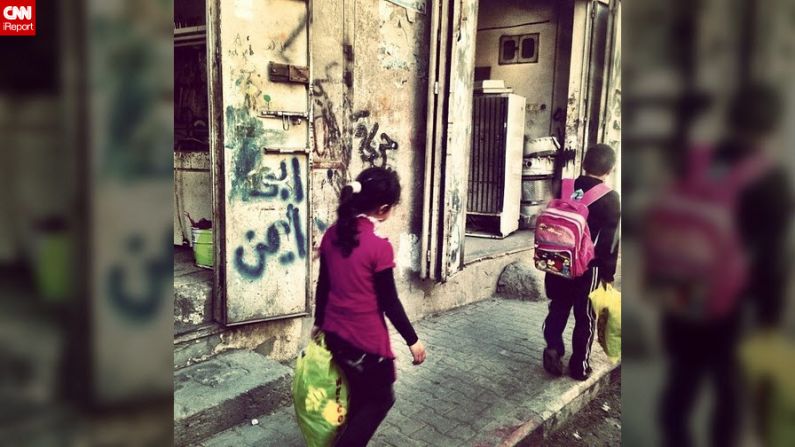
[543,348,564,377]
[569,366,593,381]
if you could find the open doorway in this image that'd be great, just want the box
[463,0,569,263]
[173,0,214,336]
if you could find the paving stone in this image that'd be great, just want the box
[373,431,430,447]
[200,427,247,447]
[201,298,619,446]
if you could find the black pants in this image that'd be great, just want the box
[326,332,396,447]
[659,314,741,447]
[542,268,599,374]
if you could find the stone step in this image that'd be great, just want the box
[174,322,225,370]
[173,246,221,370]
[174,265,214,335]
[174,350,293,447]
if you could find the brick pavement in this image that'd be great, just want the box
[200,298,616,447]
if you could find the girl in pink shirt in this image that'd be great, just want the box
[313,167,426,446]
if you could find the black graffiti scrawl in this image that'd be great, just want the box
[355,122,399,168]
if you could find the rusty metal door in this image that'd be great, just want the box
[420,0,479,281]
[209,0,312,324]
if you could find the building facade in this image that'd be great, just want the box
[173,0,622,368]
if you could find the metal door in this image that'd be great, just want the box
[209,0,312,324]
[420,0,479,281]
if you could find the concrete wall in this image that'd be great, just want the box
[309,0,431,320]
[474,0,560,147]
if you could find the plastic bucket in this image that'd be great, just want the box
[34,231,73,302]
[191,227,213,269]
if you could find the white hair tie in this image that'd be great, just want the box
[349,181,362,194]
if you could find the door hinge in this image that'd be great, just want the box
[426,249,431,262]
[433,82,439,95]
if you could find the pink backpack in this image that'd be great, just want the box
[534,179,612,278]
[643,148,770,319]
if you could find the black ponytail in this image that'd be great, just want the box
[335,184,360,258]
[334,167,401,257]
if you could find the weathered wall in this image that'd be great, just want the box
[474,0,559,145]
[174,151,213,245]
[310,0,431,315]
[188,0,536,363]
[602,1,621,191]
[184,0,614,363]
[308,0,530,339]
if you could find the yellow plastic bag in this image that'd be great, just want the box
[293,333,350,447]
[589,284,621,363]
[740,332,795,447]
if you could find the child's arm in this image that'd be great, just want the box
[313,255,330,331]
[593,194,621,283]
[374,268,418,346]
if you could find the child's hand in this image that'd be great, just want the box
[409,341,426,365]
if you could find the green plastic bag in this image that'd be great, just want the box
[293,333,350,447]
[589,284,621,363]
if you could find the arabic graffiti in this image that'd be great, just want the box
[233,203,307,280]
[246,156,305,202]
[354,122,399,168]
[233,157,307,280]
[107,231,171,322]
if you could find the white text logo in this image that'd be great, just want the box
[3,6,31,20]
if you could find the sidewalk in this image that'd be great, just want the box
[200,297,619,447]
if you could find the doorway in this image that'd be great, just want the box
[463,0,566,263]
[173,0,214,336]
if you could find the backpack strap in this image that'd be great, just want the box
[580,183,612,206]
[561,179,575,199]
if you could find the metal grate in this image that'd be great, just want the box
[468,95,507,214]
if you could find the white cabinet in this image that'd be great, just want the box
[466,93,526,238]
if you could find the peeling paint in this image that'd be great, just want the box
[396,233,421,272]
[378,43,411,71]
[211,319,305,362]
[383,0,428,15]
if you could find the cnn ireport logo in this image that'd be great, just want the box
[1,0,35,36]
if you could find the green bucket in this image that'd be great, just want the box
[191,227,213,269]
[35,232,73,302]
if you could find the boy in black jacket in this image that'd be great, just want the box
[542,144,621,380]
